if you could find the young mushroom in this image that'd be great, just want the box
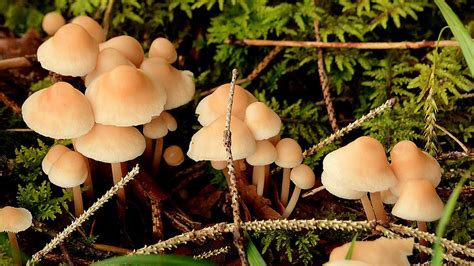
[42,11,66,35]
[281,164,315,218]
[71,15,105,43]
[99,35,145,67]
[0,206,32,266]
[274,138,303,206]
[163,145,185,167]
[148,37,178,63]
[246,140,277,196]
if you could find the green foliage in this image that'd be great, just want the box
[345,233,358,260]
[92,254,215,266]
[245,231,267,266]
[254,230,319,265]
[365,0,428,31]
[0,235,13,266]
[29,77,52,93]
[14,139,48,182]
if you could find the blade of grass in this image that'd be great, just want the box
[244,232,267,266]
[434,0,474,76]
[345,233,358,260]
[92,254,215,266]
[431,176,468,265]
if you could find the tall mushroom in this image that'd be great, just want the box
[0,207,32,266]
[246,140,277,196]
[281,164,315,218]
[274,138,303,206]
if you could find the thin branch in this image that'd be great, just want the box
[436,151,473,161]
[313,19,339,132]
[224,69,248,265]
[434,123,470,154]
[200,46,283,97]
[102,0,115,38]
[0,92,21,114]
[302,185,325,198]
[226,39,460,49]
[28,165,140,264]
[193,246,230,260]
[303,98,396,158]
[0,57,32,70]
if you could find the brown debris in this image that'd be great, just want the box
[186,184,223,219]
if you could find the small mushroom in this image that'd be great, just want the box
[84,48,134,86]
[274,138,303,206]
[163,145,185,167]
[42,11,65,35]
[281,164,315,218]
[0,206,32,266]
[244,102,281,140]
[149,37,178,64]
[99,35,144,67]
[71,15,105,43]
[246,140,277,196]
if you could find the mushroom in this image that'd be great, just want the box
[85,65,167,127]
[37,23,99,76]
[149,37,178,64]
[99,35,145,67]
[84,48,134,86]
[326,237,414,266]
[244,102,281,140]
[163,145,185,167]
[21,81,95,139]
[392,179,444,231]
[42,11,65,35]
[143,111,177,175]
[0,206,32,266]
[71,15,105,43]
[246,140,277,196]
[140,57,195,110]
[48,150,88,217]
[42,144,70,174]
[274,138,303,206]
[322,136,396,222]
[281,164,315,218]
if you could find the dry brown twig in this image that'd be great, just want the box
[102,0,115,38]
[226,39,461,49]
[313,19,339,133]
[434,123,470,154]
[0,92,21,114]
[0,56,32,70]
[224,69,248,265]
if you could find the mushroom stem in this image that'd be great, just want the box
[151,138,164,176]
[252,168,258,186]
[254,166,265,196]
[281,168,291,206]
[72,185,84,217]
[111,163,126,203]
[370,192,388,222]
[360,194,376,221]
[83,159,94,198]
[282,187,301,218]
[264,165,270,195]
[417,221,428,262]
[7,232,21,266]
[144,136,154,170]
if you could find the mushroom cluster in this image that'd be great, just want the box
[187,84,315,218]
[321,137,444,227]
[21,13,195,217]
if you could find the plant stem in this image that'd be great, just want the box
[143,136,154,170]
[360,194,376,221]
[254,166,265,196]
[370,192,388,222]
[152,138,164,176]
[280,168,291,206]
[73,186,84,217]
[282,187,301,218]
[7,232,21,266]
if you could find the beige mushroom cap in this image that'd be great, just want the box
[22,81,95,139]
[48,151,88,188]
[381,189,398,204]
[37,23,99,76]
[322,136,397,193]
[290,164,315,189]
[140,57,195,110]
[42,12,66,35]
[84,48,134,86]
[321,170,366,200]
[274,138,303,168]
[99,35,144,67]
[42,144,71,175]
[392,179,444,222]
[328,237,413,266]
[149,37,177,63]
[0,207,32,233]
[163,145,185,166]
[246,140,277,166]
[323,260,370,266]
[71,15,105,43]
[74,124,146,163]
[161,111,178,131]
[85,65,167,126]
[244,102,281,140]
[187,115,256,161]
[211,160,227,170]
[143,115,169,139]
[390,140,441,196]
[196,84,256,126]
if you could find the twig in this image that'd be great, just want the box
[302,185,325,198]
[132,219,375,255]
[224,69,248,266]
[434,123,470,154]
[0,57,32,70]
[193,246,230,260]
[200,46,283,97]
[226,39,460,49]
[0,92,21,114]
[93,243,131,255]
[102,0,115,38]
[313,19,339,133]
[28,165,140,264]
[436,151,473,161]
[303,98,396,158]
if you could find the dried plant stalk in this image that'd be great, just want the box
[28,165,140,264]
[193,246,230,260]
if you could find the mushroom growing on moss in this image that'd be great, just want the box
[246,140,277,196]
[281,164,315,218]
[0,206,32,266]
